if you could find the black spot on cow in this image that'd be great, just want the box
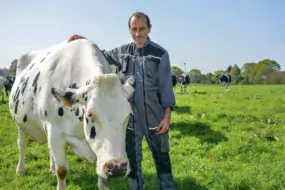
[14,99,19,114]
[75,108,79,116]
[82,91,87,98]
[69,83,78,89]
[33,72,41,87]
[23,115,27,123]
[34,83,38,94]
[85,96,88,102]
[78,116,83,122]
[29,64,34,70]
[13,87,20,103]
[85,117,89,124]
[86,79,91,85]
[58,107,64,117]
[20,77,25,83]
[45,110,48,117]
[22,101,24,105]
[39,86,41,92]
[40,57,46,63]
[21,77,29,95]
[51,88,60,101]
[90,126,96,139]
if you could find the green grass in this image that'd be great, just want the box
[1,85,285,190]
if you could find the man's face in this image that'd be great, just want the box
[129,16,151,48]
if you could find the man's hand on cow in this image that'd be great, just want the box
[68,34,86,42]
[156,118,170,135]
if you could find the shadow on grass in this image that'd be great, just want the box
[172,121,228,144]
[69,171,207,190]
[173,106,191,114]
[192,90,207,95]
[0,100,8,105]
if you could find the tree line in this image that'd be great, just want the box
[172,59,285,84]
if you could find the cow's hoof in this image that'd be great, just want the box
[16,165,25,176]
[49,169,57,176]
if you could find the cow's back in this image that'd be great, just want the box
[9,39,112,141]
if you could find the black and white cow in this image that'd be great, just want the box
[0,76,4,101]
[178,73,190,94]
[172,75,177,87]
[219,74,231,90]
[4,76,15,97]
[9,39,134,190]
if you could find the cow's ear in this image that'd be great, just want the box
[51,87,86,108]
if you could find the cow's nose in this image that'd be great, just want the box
[103,159,128,178]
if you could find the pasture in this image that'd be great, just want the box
[0,85,285,190]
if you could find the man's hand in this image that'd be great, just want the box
[68,34,86,42]
[156,107,172,135]
[156,118,170,135]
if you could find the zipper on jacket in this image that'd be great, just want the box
[141,54,149,128]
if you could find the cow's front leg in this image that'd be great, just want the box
[98,176,110,190]
[49,150,56,176]
[0,91,3,101]
[48,129,69,190]
[16,127,27,175]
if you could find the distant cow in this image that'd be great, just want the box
[172,75,177,87]
[9,39,134,190]
[178,73,190,94]
[0,76,4,101]
[219,74,231,90]
[4,76,15,97]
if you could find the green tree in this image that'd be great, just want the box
[241,62,256,84]
[171,66,183,77]
[252,59,279,84]
[230,64,242,84]
[257,59,281,71]
[226,65,232,73]
[212,70,225,84]
[266,71,285,84]
[9,59,18,76]
[205,72,214,84]
[188,69,202,83]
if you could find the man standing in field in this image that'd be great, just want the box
[69,11,176,190]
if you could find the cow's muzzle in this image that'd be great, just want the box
[103,159,128,178]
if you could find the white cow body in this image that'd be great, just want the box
[9,39,133,190]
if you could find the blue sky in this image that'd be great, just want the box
[1,0,284,73]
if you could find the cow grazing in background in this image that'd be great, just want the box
[219,74,231,90]
[178,73,190,94]
[4,76,15,97]
[172,75,177,87]
[0,76,4,101]
[9,39,134,190]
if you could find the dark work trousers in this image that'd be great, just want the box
[126,128,176,190]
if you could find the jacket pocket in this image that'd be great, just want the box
[144,56,160,86]
[145,90,164,129]
[120,55,134,75]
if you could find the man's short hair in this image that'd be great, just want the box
[128,12,151,28]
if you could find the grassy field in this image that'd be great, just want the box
[0,85,285,190]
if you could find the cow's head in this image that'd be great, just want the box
[51,74,134,179]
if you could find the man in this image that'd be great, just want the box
[69,12,176,190]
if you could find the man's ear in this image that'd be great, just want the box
[51,87,87,108]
